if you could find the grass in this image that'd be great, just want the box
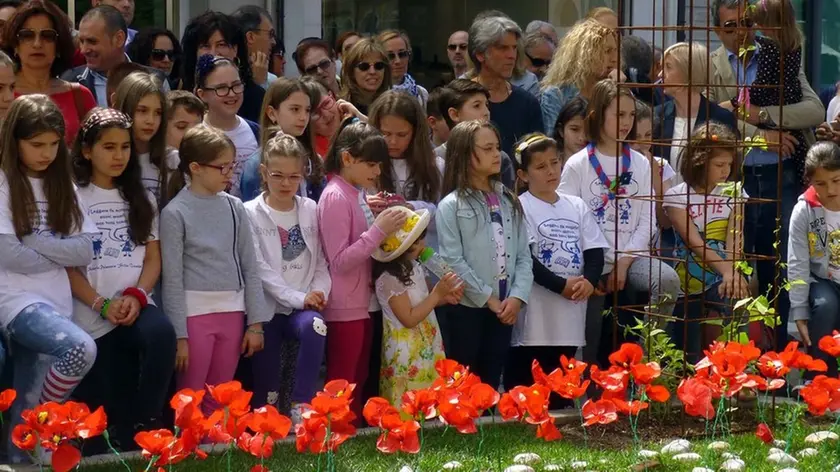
[80,418,840,472]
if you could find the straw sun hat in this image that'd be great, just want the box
[372,206,431,263]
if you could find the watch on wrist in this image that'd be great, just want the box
[758,107,770,124]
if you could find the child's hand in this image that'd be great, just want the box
[432,272,460,299]
[720,269,750,300]
[497,297,522,325]
[441,284,464,305]
[561,276,583,300]
[374,207,407,234]
[242,324,265,357]
[304,291,326,310]
[606,258,633,293]
[571,277,595,301]
[336,99,367,122]
[104,297,126,324]
[367,194,388,214]
[175,339,189,372]
[118,295,142,326]
[487,296,502,314]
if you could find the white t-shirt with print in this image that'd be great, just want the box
[138,148,180,201]
[558,146,654,273]
[662,182,748,295]
[0,175,98,327]
[267,203,311,292]
[823,209,840,283]
[513,191,610,347]
[208,117,259,198]
[73,185,160,339]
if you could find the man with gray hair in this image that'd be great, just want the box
[523,31,554,80]
[467,15,542,178]
[525,20,558,46]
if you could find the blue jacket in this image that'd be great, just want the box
[652,94,738,163]
[435,182,533,308]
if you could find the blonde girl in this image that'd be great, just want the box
[436,120,533,388]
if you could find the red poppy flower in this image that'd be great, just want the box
[535,420,562,441]
[294,413,355,454]
[433,359,478,392]
[801,375,840,416]
[237,431,274,458]
[466,382,500,412]
[677,377,716,419]
[744,374,785,391]
[792,353,828,372]
[641,384,671,403]
[247,405,292,440]
[135,429,177,458]
[499,389,523,422]
[582,399,618,426]
[207,381,252,418]
[560,355,588,378]
[609,343,644,369]
[437,390,479,434]
[531,360,550,386]
[251,466,270,472]
[75,406,107,439]
[51,442,81,472]
[612,399,649,416]
[0,389,16,412]
[755,422,773,443]
[311,381,356,421]
[630,362,662,385]
[170,388,206,431]
[590,365,629,394]
[401,388,438,420]
[363,397,399,428]
[819,331,840,358]
[11,424,36,451]
[375,413,421,454]
[758,351,790,379]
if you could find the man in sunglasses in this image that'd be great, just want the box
[62,6,169,107]
[447,30,469,79]
[708,0,825,351]
[523,31,554,80]
[91,0,136,46]
[232,5,277,89]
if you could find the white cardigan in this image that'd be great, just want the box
[244,193,332,315]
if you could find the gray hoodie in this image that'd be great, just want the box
[788,186,832,321]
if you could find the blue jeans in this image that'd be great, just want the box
[6,302,97,462]
[807,277,840,377]
[671,283,731,365]
[743,159,800,349]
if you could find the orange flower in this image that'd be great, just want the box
[499,385,552,425]
[437,389,479,434]
[560,355,588,378]
[237,431,274,458]
[0,389,16,412]
[611,399,649,415]
[251,466,270,472]
[758,351,790,379]
[294,413,355,454]
[207,381,252,418]
[400,388,438,420]
[819,331,840,358]
[630,362,661,385]
[609,343,644,368]
[363,397,399,428]
[432,359,478,392]
[247,405,291,440]
[311,381,356,421]
[582,399,618,426]
[532,360,589,401]
[642,384,671,403]
[801,375,840,415]
[677,377,716,419]
[75,406,107,439]
[466,383,500,412]
[11,424,36,451]
[135,429,177,458]
[375,413,421,454]
[536,420,562,441]
[755,422,773,443]
[590,365,628,394]
[51,442,81,472]
[791,352,828,372]
[170,388,206,431]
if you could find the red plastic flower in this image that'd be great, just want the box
[630,362,662,385]
[237,431,274,458]
[582,399,618,426]
[11,424,36,451]
[755,422,773,444]
[207,381,252,418]
[819,331,840,358]
[532,359,589,400]
[612,399,649,416]
[363,397,399,428]
[758,351,790,379]
[609,343,644,369]
[75,406,107,439]
[170,388,206,431]
[401,388,438,420]
[432,359,478,392]
[0,389,16,412]
[590,365,629,395]
[52,442,81,472]
[641,384,671,403]
[677,377,716,419]
[465,382,500,412]
[375,413,421,454]
[247,405,292,440]
[801,375,840,416]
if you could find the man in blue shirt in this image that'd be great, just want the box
[707,0,825,349]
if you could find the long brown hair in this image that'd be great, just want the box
[167,126,235,201]
[368,90,441,201]
[752,0,803,53]
[259,77,325,186]
[338,38,392,107]
[323,117,392,190]
[114,72,170,205]
[585,78,636,144]
[442,120,521,216]
[0,95,83,238]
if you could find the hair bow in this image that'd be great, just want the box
[196,54,218,77]
[80,108,133,142]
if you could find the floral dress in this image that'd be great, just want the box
[375,262,446,404]
[749,35,809,186]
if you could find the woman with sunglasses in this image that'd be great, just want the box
[377,30,429,108]
[338,38,392,116]
[127,28,183,91]
[1,0,95,144]
[294,38,340,98]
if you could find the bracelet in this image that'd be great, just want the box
[122,287,149,309]
[99,298,111,319]
[247,328,265,335]
[91,296,105,312]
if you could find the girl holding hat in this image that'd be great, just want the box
[373,206,460,404]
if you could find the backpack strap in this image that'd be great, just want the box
[69,82,86,123]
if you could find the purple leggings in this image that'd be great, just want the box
[251,310,327,407]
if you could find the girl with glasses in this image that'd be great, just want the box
[195,54,260,198]
[161,125,270,416]
[377,30,429,108]
[338,38,392,116]
[127,28,183,91]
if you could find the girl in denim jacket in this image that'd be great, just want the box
[435,120,533,389]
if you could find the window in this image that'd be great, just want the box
[54,0,166,30]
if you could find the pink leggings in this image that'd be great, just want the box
[177,311,244,415]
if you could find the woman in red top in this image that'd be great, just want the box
[2,0,95,144]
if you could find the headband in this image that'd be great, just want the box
[514,134,551,165]
[79,108,133,143]
[196,54,221,78]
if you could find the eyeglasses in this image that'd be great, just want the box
[311,95,336,121]
[387,50,410,62]
[253,28,277,40]
[17,28,58,43]
[447,43,467,52]
[267,172,303,184]
[356,61,386,72]
[304,58,332,75]
[526,53,551,68]
[201,161,238,175]
[273,50,285,59]
[150,49,177,61]
[202,82,245,97]
[722,18,755,29]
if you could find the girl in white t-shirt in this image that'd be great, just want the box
[244,132,331,423]
[195,55,260,198]
[663,122,749,361]
[69,108,176,446]
[558,79,681,365]
[0,95,98,461]
[114,71,176,205]
[507,133,608,407]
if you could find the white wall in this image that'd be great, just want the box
[628,0,722,52]
[282,0,322,77]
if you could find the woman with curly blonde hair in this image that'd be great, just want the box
[539,19,619,134]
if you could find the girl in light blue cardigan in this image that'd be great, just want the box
[435,120,533,389]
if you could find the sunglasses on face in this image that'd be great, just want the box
[527,53,551,68]
[304,58,332,75]
[201,161,238,175]
[356,61,386,72]
[150,49,177,61]
[203,82,245,97]
[387,50,410,61]
[722,18,755,29]
[17,28,58,43]
[447,43,467,52]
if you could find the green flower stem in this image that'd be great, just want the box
[102,429,132,472]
